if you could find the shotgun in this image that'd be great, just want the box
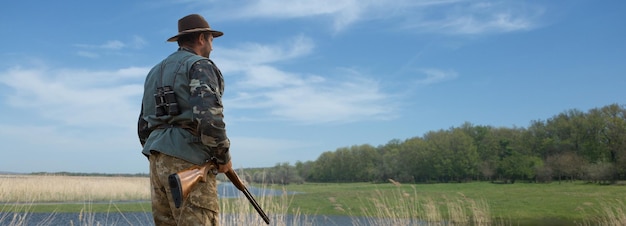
[168,161,270,224]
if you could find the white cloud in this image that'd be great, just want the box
[268,75,391,123]
[73,36,148,58]
[398,1,544,35]
[1,33,395,130]
[217,35,314,69]
[217,35,396,124]
[218,0,363,31]
[76,51,99,58]
[235,65,314,89]
[207,0,542,34]
[229,71,392,123]
[102,40,126,50]
[415,68,459,85]
[130,35,148,49]
[75,40,124,50]
[0,66,148,128]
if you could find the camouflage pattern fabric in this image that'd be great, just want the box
[188,59,230,165]
[149,152,219,225]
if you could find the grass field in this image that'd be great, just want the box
[267,181,626,225]
[1,175,626,225]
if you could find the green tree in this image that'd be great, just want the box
[351,144,380,182]
[599,104,626,178]
[299,103,626,183]
[499,152,542,183]
[398,137,431,182]
[423,129,479,182]
[295,160,314,181]
[269,162,302,185]
[310,151,336,182]
[545,152,587,182]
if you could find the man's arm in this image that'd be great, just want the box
[188,60,231,164]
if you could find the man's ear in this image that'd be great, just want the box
[197,33,206,45]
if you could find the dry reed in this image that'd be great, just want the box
[352,180,493,226]
[578,199,626,226]
[219,171,315,226]
[0,175,149,203]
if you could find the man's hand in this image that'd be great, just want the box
[217,160,232,173]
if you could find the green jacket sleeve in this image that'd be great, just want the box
[188,59,231,164]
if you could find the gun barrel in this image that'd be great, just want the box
[225,169,270,224]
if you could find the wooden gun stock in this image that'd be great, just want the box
[168,162,270,225]
[168,163,213,208]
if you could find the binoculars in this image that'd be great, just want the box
[154,86,180,116]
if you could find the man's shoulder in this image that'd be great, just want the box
[190,58,217,71]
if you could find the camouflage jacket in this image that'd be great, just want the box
[138,48,230,165]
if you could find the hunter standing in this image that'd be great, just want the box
[138,14,232,225]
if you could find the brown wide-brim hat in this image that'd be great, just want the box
[167,14,223,42]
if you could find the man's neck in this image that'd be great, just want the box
[179,46,198,55]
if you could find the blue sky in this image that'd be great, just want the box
[1,0,624,174]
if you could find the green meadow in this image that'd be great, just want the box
[263,181,626,225]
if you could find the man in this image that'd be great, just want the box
[138,14,232,225]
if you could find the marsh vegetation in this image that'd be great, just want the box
[1,174,626,225]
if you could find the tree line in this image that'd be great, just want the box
[244,103,626,185]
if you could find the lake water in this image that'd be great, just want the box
[219,182,299,198]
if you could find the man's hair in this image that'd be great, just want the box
[177,32,211,46]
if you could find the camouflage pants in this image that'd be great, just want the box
[149,152,220,226]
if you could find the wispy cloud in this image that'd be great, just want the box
[1,34,395,128]
[74,35,148,58]
[76,51,99,59]
[414,68,459,85]
[217,35,396,124]
[0,65,148,172]
[229,72,393,123]
[75,40,124,50]
[206,0,543,34]
[399,1,544,35]
[0,66,148,128]
[209,0,363,32]
[218,35,314,68]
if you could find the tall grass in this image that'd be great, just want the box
[219,173,317,226]
[0,175,149,203]
[344,179,493,226]
[578,199,626,226]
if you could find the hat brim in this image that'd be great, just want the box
[166,28,224,42]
